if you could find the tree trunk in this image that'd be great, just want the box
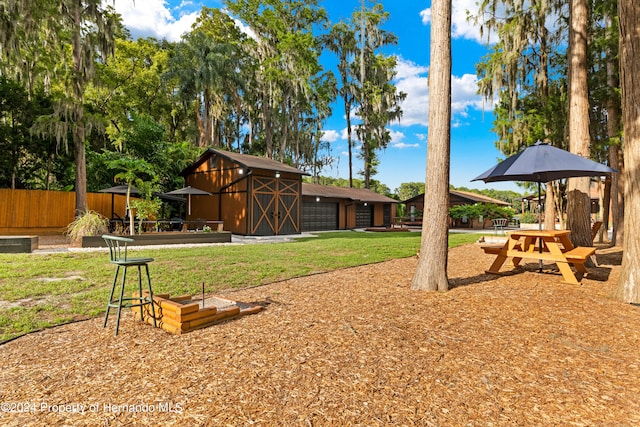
[610,145,624,245]
[565,0,593,253]
[606,19,624,245]
[613,0,640,303]
[194,98,205,147]
[600,176,611,243]
[264,91,273,158]
[411,0,451,292]
[346,100,354,187]
[71,2,87,215]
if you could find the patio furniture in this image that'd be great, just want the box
[481,229,595,284]
[492,218,508,234]
[102,235,157,336]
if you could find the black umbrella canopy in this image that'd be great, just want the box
[99,185,185,219]
[163,186,212,196]
[472,141,618,184]
[163,186,212,216]
[98,185,141,219]
[98,185,140,195]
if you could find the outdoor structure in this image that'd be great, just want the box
[0,188,129,236]
[403,190,510,221]
[135,291,263,335]
[181,149,308,236]
[181,149,398,235]
[403,189,510,210]
[522,184,604,217]
[301,183,398,231]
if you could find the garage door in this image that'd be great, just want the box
[302,201,338,231]
[355,204,373,228]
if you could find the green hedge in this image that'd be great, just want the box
[449,203,515,221]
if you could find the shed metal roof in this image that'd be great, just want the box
[181,149,308,176]
[302,182,398,203]
[403,190,510,206]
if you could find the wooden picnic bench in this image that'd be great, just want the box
[481,229,595,284]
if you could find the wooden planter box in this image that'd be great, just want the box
[82,232,231,248]
[134,291,262,335]
[0,236,38,253]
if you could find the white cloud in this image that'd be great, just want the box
[389,129,404,145]
[320,129,340,143]
[451,73,485,112]
[393,58,429,127]
[111,1,257,42]
[393,57,490,128]
[110,0,199,42]
[420,2,497,44]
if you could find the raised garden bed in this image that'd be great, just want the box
[81,231,231,248]
[0,236,38,253]
[134,291,263,334]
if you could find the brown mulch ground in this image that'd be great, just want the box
[1,243,639,426]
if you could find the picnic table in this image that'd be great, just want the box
[481,229,596,284]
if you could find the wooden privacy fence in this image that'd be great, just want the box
[0,189,128,235]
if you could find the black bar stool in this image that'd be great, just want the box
[102,235,157,335]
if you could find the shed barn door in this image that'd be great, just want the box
[251,177,300,236]
[275,179,300,235]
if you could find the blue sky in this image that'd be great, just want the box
[110,0,521,194]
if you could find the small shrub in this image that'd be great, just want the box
[130,197,162,234]
[520,212,537,223]
[65,210,109,242]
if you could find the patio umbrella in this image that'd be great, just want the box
[98,185,140,219]
[98,184,140,195]
[163,186,212,216]
[472,140,617,270]
[472,141,617,223]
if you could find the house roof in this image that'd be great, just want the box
[302,182,398,203]
[450,190,510,206]
[181,148,308,176]
[403,190,510,206]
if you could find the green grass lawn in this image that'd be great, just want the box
[0,231,480,343]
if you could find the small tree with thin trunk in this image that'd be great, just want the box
[107,157,156,236]
[411,0,451,292]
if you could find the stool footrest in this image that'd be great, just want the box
[107,296,153,309]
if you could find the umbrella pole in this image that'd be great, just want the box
[538,182,543,272]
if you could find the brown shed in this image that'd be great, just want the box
[181,149,308,236]
[301,183,398,231]
[403,189,510,215]
[402,190,511,228]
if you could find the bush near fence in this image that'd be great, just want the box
[0,189,128,235]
